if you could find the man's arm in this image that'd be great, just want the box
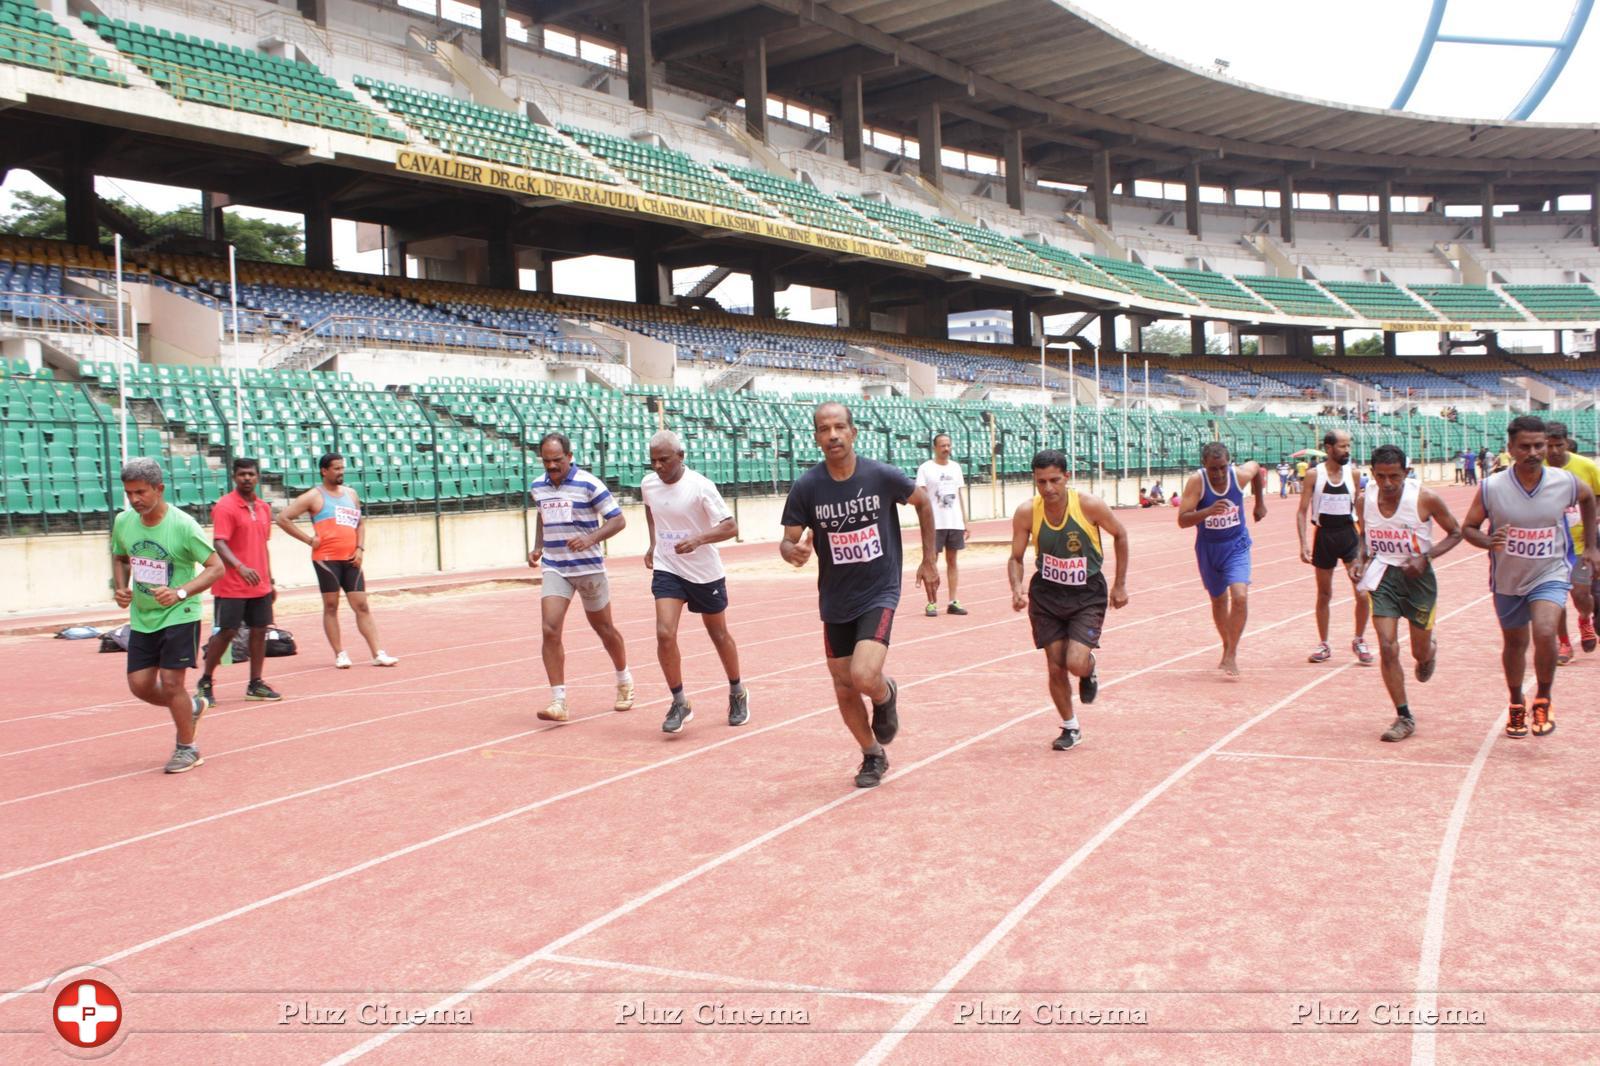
[906,485,940,597]
[643,504,656,569]
[566,510,625,553]
[1080,493,1130,608]
[349,487,366,567]
[1417,491,1464,565]
[680,517,737,552]
[112,553,132,608]
[1007,499,1032,611]
[1460,487,1502,552]
[152,551,225,607]
[275,489,320,548]
[213,538,261,586]
[1295,466,1316,562]
[1176,472,1215,529]
[1238,461,1268,521]
[779,524,813,567]
[1578,481,1600,568]
[528,510,543,567]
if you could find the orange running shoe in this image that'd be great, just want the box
[1505,704,1528,739]
[1531,698,1555,737]
[1580,614,1597,654]
[1557,639,1574,666]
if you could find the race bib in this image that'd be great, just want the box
[1504,525,1561,559]
[1041,553,1087,586]
[539,498,573,526]
[130,556,169,586]
[1204,502,1241,530]
[828,525,883,565]
[334,506,361,529]
[1367,529,1415,557]
[1317,494,1352,516]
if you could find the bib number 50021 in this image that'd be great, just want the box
[1503,526,1558,559]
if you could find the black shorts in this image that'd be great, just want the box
[214,595,273,631]
[1028,572,1108,650]
[127,621,201,674]
[314,559,366,594]
[652,569,729,615]
[823,607,895,659]
[935,529,966,551]
[1312,523,1360,569]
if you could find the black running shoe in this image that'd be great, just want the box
[195,676,215,706]
[727,689,749,727]
[1078,655,1099,705]
[245,679,282,702]
[855,751,888,788]
[662,700,693,734]
[871,679,899,745]
[946,601,968,616]
[1052,726,1082,751]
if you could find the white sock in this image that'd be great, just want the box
[616,668,632,684]
[1062,716,1079,731]
[552,685,566,702]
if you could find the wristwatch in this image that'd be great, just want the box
[176,588,189,601]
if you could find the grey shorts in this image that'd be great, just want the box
[935,529,966,551]
[541,569,611,611]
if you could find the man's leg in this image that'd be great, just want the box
[582,602,629,672]
[346,591,383,657]
[1221,583,1249,675]
[945,545,960,605]
[320,590,342,654]
[1349,565,1370,642]
[654,597,687,692]
[1208,591,1231,647]
[130,663,196,746]
[847,637,891,706]
[1313,566,1333,643]
[1043,638,1073,721]
[826,654,874,750]
[540,594,572,687]
[1529,599,1562,703]
[1373,615,1408,710]
[248,625,268,683]
[1502,623,1530,706]
[199,626,237,686]
[700,610,743,683]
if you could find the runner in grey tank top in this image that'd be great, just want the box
[1464,415,1600,740]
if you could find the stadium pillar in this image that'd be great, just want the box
[303,199,333,271]
[1278,173,1295,244]
[480,0,507,74]
[1383,331,1397,357]
[1012,296,1033,348]
[841,74,865,170]
[918,102,943,190]
[625,0,654,111]
[1184,162,1201,237]
[743,38,768,143]
[535,260,555,293]
[841,276,872,329]
[1481,182,1496,250]
[487,230,517,291]
[61,147,97,248]
[916,284,948,339]
[296,0,327,29]
[1098,311,1117,354]
[1378,179,1393,249]
[633,235,666,306]
[1004,130,1026,212]
[1590,182,1599,247]
[752,261,776,320]
[1091,149,1112,225]
[1189,318,1206,356]
[201,191,226,243]
[1334,330,1346,357]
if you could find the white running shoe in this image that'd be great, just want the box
[334,651,353,669]
[373,651,399,667]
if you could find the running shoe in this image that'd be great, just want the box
[662,699,693,734]
[924,602,938,618]
[164,745,203,773]
[1531,698,1555,737]
[373,651,400,667]
[1052,725,1082,751]
[854,750,888,788]
[1308,642,1332,663]
[1078,654,1098,704]
[871,678,899,745]
[245,679,282,702]
[1381,715,1415,742]
[614,680,636,711]
[1416,641,1438,684]
[728,689,750,727]
[538,698,568,722]
[195,676,215,706]
[1352,638,1375,666]
[1580,614,1598,653]
[1557,639,1574,666]
[334,651,353,669]
[946,601,968,616]
[191,692,210,730]
[1505,703,1528,739]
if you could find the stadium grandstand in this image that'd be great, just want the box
[1,0,1598,544]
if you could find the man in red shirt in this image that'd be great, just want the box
[196,458,282,703]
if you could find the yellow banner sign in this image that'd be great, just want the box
[396,151,924,268]
[1382,321,1477,332]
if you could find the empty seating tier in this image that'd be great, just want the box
[838,196,977,258]
[1318,281,1436,321]
[1407,284,1525,321]
[1018,240,1131,294]
[1235,275,1353,318]
[559,126,770,214]
[1156,267,1272,313]
[712,164,889,241]
[1502,285,1600,321]
[1084,256,1198,305]
[0,0,124,84]
[934,218,1061,276]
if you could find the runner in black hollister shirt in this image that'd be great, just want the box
[780,402,941,790]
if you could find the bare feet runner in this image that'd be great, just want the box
[1008,450,1129,751]
[1298,429,1374,666]
[641,430,748,733]
[915,432,969,617]
[780,401,940,788]
[527,432,632,722]
[276,452,399,669]
[1462,415,1600,738]
[1352,446,1463,742]
[1543,421,1600,662]
[110,458,225,773]
[196,457,282,706]
[1179,442,1268,676]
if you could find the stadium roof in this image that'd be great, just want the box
[545,0,1600,197]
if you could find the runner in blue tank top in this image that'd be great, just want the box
[1179,441,1268,676]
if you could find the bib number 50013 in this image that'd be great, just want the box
[829,525,883,564]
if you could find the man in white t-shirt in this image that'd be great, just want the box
[642,430,748,734]
[915,433,970,617]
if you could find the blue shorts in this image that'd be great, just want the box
[1493,580,1570,629]
[1196,538,1252,598]
[652,569,729,615]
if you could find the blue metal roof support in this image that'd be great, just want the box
[1391,0,1449,111]
[1508,0,1594,120]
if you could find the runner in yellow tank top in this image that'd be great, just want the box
[1544,421,1600,657]
[1008,449,1130,752]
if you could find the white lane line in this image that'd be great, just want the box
[537,952,922,1006]
[1216,751,1473,770]
[1409,708,1505,1066]
[854,591,1492,1066]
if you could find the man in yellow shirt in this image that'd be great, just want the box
[1545,421,1600,658]
[1294,459,1309,493]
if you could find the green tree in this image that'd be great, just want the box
[0,190,303,264]
[1347,334,1385,355]
[1137,323,1224,355]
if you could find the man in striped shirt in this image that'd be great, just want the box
[528,432,634,721]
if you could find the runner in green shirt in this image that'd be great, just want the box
[110,458,224,774]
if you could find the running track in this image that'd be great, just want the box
[3,483,1597,1063]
